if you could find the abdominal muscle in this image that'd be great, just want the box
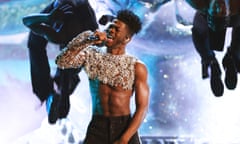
[93,83,134,117]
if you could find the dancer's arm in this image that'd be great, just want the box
[55,30,96,69]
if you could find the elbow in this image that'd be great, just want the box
[55,57,80,69]
[55,57,66,69]
[55,61,66,70]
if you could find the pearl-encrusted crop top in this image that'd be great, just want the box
[56,30,138,90]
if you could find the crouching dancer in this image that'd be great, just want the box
[55,9,149,144]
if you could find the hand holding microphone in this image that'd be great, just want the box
[87,30,108,46]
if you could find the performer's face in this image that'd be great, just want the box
[105,19,130,47]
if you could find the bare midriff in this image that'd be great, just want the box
[93,83,133,117]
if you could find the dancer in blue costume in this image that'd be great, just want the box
[187,0,240,96]
[22,0,98,124]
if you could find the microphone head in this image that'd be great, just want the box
[87,35,99,41]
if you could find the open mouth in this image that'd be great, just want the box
[107,35,113,39]
[107,33,114,41]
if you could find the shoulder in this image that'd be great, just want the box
[135,60,148,76]
[125,55,147,73]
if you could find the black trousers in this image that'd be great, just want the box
[84,115,141,144]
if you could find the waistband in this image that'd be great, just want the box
[92,114,131,122]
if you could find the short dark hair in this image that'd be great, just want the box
[116,9,142,35]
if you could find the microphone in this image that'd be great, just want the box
[86,35,105,46]
[87,35,100,41]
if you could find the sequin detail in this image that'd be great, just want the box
[84,47,137,90]
[56,30,95,69]
[56,30,138,90]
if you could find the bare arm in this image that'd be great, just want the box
[115,61,150,144]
